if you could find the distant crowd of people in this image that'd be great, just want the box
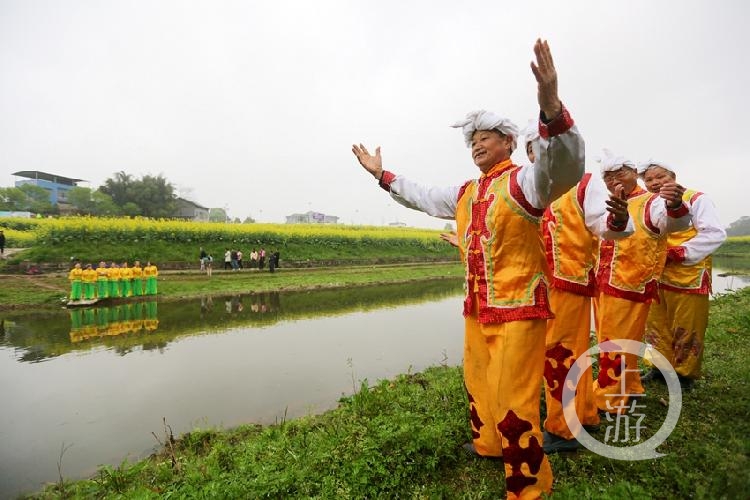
[199,247,281,275]
[68,260,158,301]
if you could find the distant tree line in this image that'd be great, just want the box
[1,171,256,222]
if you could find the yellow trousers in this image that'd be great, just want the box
[464,312,552,500]
[592,293,649,413]
[645,288,708,379]
[544,289,599,440]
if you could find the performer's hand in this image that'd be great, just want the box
[352,143,384,180]
[439,232,459,248]
[659,181,686,209]
[606,184,629,224]
[531,39,562,120]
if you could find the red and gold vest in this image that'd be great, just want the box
[660,190,711,295]
[596,187,666,303]
[542,173,598,297]
[455,159,552,323]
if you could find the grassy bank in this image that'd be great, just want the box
[0,262,464,310]
[0,216,457,268]
[29,288,750,499]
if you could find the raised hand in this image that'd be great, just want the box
[605,184,629,224]
[659,181,686,209]
[530,39,562,120]
[352,143,384,180]
[439,232,459,248]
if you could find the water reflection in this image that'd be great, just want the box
[1,280,463,363]
[69,302,159,343]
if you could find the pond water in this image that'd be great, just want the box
[0,269,747,497]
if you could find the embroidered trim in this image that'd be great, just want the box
[689,191,704,204]
[644,194,660,234]
[666,246,686,264]
[378,170,396,192]
[539,104,574,139]
[667,202,689,218]
[509,169,545,217]
[576,173,592,207]
[606,213,627,232]
[660,270,712,295]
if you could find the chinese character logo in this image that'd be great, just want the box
[562,339,682,460]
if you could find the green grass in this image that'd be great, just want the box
[28,288,750,499]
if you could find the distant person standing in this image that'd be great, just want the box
[273,250,280,269]
[199,247,207,271]
[237,249,244,269]
[0,230,5,255]
[68,262,83,301]
[143,261,159,295]
[132,260,144,297]
[96,261,109,299]
[224,249,232,270]
[250,249,259,269]
[258,248,266,269]
[81,264,98,300]
[230,249,239,271]
[205,254,213,277]
[269,251,276,273]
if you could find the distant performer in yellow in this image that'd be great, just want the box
[639,160,727,391]
[120,261,133,297]
[108,262,121,298]
[96,261,109,299]
[131,260,144,297]
[68,262,83,301]
[81,263,98,300]
[143,261,158,295]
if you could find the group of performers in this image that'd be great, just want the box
[68,260,159,301]
[352,40,727,500]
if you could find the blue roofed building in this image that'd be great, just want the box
[12,170,85,207]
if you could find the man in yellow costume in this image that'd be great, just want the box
[353,40,583,500]
[593,150,691,414]
[525,122,634,453]
[638,160,726,391]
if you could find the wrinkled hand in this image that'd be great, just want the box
[530,39,562,120]
[659,181,686,209]
[606,184,629,224]
[352,143,383,180]
[440,232,459,248]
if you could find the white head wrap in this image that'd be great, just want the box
[451,110,519,151]
[520,119,539,146]
[637,159,677,177]
[597,148,636,175]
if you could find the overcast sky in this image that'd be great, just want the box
[1,0,746,229]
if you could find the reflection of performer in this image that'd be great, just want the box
[68,308,84,341]
[144,301,159,331]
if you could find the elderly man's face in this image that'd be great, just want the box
[641,165,675,194]
[471,130,513,172]
[603,166,638,195]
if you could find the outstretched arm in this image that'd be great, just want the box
[352,143,459,219]
[521,39,585,209]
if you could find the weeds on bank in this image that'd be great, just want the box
[30,289,750,499]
